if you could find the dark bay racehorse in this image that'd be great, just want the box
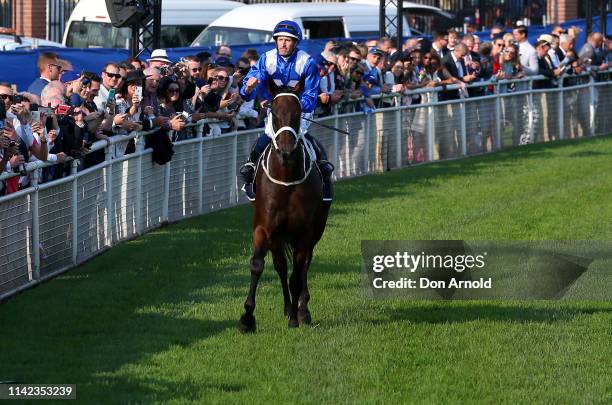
[239,84,331,332]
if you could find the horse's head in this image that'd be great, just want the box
[269,80,302,165]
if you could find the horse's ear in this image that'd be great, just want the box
[268,79,279,97]
[293,77,305,93]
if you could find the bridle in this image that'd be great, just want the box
[262,92,316,187]
[268,92,301,152]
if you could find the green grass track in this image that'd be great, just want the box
[1,136,611,404]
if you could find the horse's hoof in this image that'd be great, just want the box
[288,318,299,328]
[239,314,256,333]
[298,311,312,325]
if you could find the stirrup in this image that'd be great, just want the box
[241,182,256,202]
[240,162,256,183]
[318,160,335,177]
[322,178,333,202]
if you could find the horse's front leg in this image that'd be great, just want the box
[297,250,313,325]
[239,226,268,333]
[271,245,291,318]
[289,247,312,327]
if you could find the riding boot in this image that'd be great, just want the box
[240,134,271,201]
[304,132,334,202]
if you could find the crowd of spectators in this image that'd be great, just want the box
[0,23,610,196]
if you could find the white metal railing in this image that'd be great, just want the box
[0,72,610,300]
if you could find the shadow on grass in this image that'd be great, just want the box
[385,302,612,324]
[567,150,612,158]
[87,374,244,403]
[324,301,612,329]
[0,207,255,399]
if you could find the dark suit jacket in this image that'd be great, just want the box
[441,53,466,100]
[431,45,449,59]
[534,55,555,89]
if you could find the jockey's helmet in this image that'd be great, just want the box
[272,20,302,42]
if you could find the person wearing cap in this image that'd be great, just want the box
[534,39,561,142]
[364,47,385,96]
[534,40,560,88]
[61,71,87,107]
[238,20,334,201]
[147,49,172,69]
[512,24,538,75]
[538,34,560,68]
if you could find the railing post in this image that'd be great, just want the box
[460,98,467,156]
[394,94,402,168]
[557,78,564,140]
[105,144,114,246]
[162,159,171,223]
[333,104,339,179]
[230,133,237,204]
[427,90,437,161]
[494,81,502,150]
[364,112,370,172]
[31,169,40,281]
[589,74,595,136]
[71,160,78,265]
[198,126,204,214]
[345,120,351,177]
[528,78,535,144]
[135,135,144,235]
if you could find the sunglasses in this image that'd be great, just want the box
[349,56,360,61]
[191,67,202,72]
[495,43,504,47]
[423,56,431,60]
[104,71,122,79]
[504,50,516,55]
[0,94,11,100]
[49,63,63,71]
[216,76,228,80]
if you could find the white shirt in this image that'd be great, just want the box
[451,52,465,78]
[548,48,560,68]
[519,40,539,75]
[93,85,111,112]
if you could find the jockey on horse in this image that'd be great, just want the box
[239,20,334,202]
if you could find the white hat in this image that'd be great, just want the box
[537,34,553,45]
[147,49,171,64]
